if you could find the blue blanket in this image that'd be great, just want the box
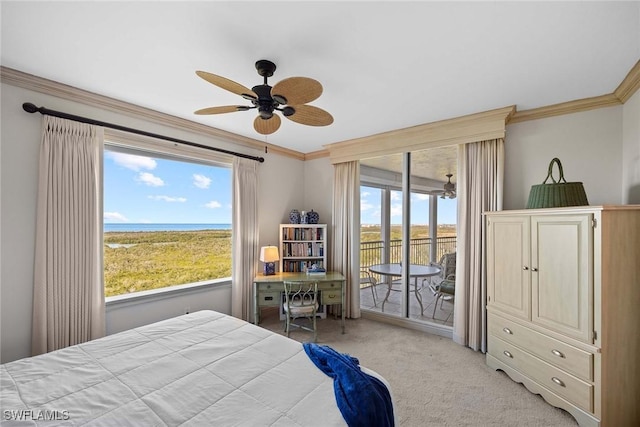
[303,343,394,427]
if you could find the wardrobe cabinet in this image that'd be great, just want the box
[485,206,640,427]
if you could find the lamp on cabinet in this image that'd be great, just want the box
[259,246,279,275]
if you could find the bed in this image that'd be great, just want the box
[1,310,394,426]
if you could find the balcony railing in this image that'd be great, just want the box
[360,236,457,269]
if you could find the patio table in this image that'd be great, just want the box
[368,263,441,315]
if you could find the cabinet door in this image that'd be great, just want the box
[487,215,531,320]
[531,214,592,342]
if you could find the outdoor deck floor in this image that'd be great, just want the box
[360,280,454,327]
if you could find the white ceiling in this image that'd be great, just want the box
[1,1,639,158]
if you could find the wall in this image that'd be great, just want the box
[0,82,310,362]
[1,78,633,362]
[302,157,334,265]
[504,106,624,210]
[622,90,640,203]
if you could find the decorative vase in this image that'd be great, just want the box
[306,209,319,224]
[289,209,301,224]
[300,211,308,224]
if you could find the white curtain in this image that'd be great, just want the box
[331,161,361,318]
[453,138,504,352]
[32,116,105,356]
[231,157,259,322]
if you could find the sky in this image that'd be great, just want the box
[361,186,457,226]
[104,150,456,226]
[103,150,232,224]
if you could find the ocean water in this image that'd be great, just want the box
[104,223,231,232]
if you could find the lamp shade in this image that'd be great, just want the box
[259,246,279,263]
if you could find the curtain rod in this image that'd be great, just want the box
[22,102,265,163]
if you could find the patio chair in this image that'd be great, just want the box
[283,280,319,342]
[432,276,455,318]
[360,267,379,306]
[426,252,456,293]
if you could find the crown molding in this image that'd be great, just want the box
[509,94,621,124]
[304,149,330,161]
[0,66,305,161]
[325,106,516,165]
[510,59,639,124]
[614,59,640,103]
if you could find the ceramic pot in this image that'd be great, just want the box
[306,209,319,224]
[289,209,301,224]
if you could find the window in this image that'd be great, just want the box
[103,145,232,297]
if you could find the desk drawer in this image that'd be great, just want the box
[317,281,341,291]
[321,289,341,305]
[488,313,593,381]
[257,283,280,292]
[488,335,593,412]
[258,291,281,307]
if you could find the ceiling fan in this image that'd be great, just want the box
[194,59,334,135]
[428,173,457,199]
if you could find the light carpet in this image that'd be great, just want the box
[259,308,578,427]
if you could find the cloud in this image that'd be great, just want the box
[205,200,222,209]
[390,203,403,218]
[148,195,187,203]
[361,191,371,197]
[413,193,430,201]
[104,212,128,222]
[137,172,164,187]
[361,200,376,211]
[107,152,156,171]
[193,174,211,189]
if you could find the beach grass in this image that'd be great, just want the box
[104,229,232,297]
[104,225,456,297]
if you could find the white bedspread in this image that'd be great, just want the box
[1,310,348,426]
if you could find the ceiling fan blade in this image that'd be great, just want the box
[272,77,323,105]
[253,114,281,135]
[285,105,334,126]
[196,71,257,100]
[194,105,252,115]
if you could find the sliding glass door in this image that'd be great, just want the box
[359,147,457,327]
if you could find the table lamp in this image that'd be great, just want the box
[259,246,279,275]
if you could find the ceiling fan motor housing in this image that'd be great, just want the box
[252,84,277,119]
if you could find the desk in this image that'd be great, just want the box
[253,272,346,333]
[368,264,441,315]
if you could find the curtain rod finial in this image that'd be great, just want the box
[22,102,39,114]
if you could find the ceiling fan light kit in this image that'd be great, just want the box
[195,60,333,135]
[441,173,457,199]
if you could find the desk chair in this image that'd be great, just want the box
[283,280,319,342]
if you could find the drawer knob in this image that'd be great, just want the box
[327,295,336,299]
[551,349,565,358]
[551,377,566,387]
[531,267,538,272]
[502,327,513,335]
[503,350,513,358]
[522,266,529,271]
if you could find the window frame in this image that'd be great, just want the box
[103,131,234,301]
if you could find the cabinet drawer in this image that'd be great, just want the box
[488,313,593,381]
[258,291,281,307]
[321,290,342,305]
[488,335,593,412]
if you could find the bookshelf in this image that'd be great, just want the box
[279,224,327,273]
